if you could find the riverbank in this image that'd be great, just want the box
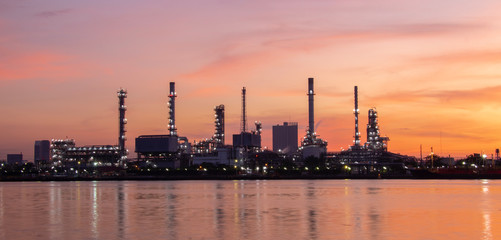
[2,173,501,181]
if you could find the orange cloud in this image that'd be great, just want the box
[369,85,501,107]
[417,50,501,64]
[0,51,80,83]
[178,21,488,88]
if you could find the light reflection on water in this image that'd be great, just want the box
[481,180,492,240]
[0,180,500,240]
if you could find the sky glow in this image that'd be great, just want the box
[1,0,501,160]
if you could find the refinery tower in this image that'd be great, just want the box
[233,87,261,150]
[135,82,191,169]
[301,78,327,159]
[118,88,128,164]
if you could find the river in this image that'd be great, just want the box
[0,180,499,240]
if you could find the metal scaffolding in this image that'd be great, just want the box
[365,108,389,151]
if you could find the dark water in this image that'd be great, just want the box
[0,180,499,240]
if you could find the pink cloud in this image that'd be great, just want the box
[0,52,73,82]
[178,21,488,86]
[35,8,73,18]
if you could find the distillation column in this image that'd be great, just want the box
[168,82,177,136]
[214,104,225,147]
[118,88,127,162]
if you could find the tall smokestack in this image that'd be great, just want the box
[118,88,127,162]
[354,86,360,147]
[308,78,315,135]
[168,82,177,136]
[241,87,247,133]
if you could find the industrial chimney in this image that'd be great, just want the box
[301,77,327,158]
[241,87,247,133]
[354,86,361,148]
[308,78,315,137]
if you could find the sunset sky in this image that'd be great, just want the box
[1,0,501,161]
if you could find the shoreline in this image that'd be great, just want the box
[2,174,501,181]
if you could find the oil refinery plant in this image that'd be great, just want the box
[47,88,129,173]
[35,77,417,177]
[300,78,327,159]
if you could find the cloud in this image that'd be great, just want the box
[35,8,72,18]
[178,21,487,84]
[392,128,486,141]
[0,51,96,85]
[184,85,234,98]
[416,50,501,64]
[369,85,501,107]
[382,23,484,36]
[261,22,486,51]
[179,50,278,81]
[0,53,60,82]
[0,1,28,14]
[428,85,501,106]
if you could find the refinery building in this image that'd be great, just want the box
[37,77,415,175]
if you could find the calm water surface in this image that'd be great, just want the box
[0,180,500,240]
